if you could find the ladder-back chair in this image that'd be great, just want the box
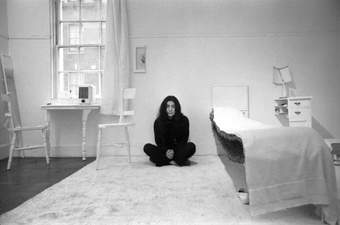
[96,88,136,169]
[0,55,50,170]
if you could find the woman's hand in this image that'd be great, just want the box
[166,149,174,160]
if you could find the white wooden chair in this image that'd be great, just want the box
[96,88,136,169]
[0,55,50,170]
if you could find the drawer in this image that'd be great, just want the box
[288,108,311,121]
[289,121,311,127]
[288,99,311,108]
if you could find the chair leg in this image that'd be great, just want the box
[124,126,131,163]
[20,150,25,158]
[7,132,17,170]
[18,131,25,158]
[46,128,51,160]
[42,128,50,165]
[96,127,102,170]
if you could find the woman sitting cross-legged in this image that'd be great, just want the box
[144,95,196,167]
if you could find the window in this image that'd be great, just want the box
[54,0,106,99]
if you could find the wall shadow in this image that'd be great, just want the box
[275,114,289,127]
[312,117,334,139]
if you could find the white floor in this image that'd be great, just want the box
[0,155,338,225]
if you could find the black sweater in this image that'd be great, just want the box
[154,115,189,151]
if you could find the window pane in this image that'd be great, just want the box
[57,72,68,94]
[60,0,79,20]
[79,47,99,70]
[56,0,105,99]
[58,48,79,71]
[80,22,100,44]
[101,0,107,20]
[69,73,81,98]
[84,72,100,95]
[100,46,105,70]
[57,72,66,98]
[60,23,80,45]
[57,72,79,98]
[101,22,106,44]
[81,0,100,20]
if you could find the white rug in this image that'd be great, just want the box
[0,156,324,225]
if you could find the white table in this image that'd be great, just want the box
[41,104,100,160]
[274,96,312,127]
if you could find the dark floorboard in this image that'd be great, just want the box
[0,157,95,215]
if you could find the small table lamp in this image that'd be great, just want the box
[273,66,292,98]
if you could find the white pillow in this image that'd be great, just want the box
[214,106,244,120]
[213,106,272,133]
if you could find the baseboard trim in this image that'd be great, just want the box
[4,144,216,158]
[0,144,9,160]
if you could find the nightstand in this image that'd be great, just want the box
[274,96,312,127]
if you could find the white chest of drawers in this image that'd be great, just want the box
[274,96,312,127]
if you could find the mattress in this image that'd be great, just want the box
[210,107,273,164]
[210,110,244,164]
[210,107,340,224]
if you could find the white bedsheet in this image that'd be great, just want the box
[214,107,340,224]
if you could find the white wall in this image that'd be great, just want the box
[6,0,340,158]
[129,0,340,155]
[0,0,9,159]
[6,0,51,157]
[0,0,8,54]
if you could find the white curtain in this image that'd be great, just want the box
[101,0,130,115]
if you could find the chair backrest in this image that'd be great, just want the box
[0,55,22,129]
[119,88,136,123]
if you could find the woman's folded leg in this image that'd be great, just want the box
[174,142,196,166]
[143,143,171,166]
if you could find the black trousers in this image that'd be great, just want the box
[143,142,196,166]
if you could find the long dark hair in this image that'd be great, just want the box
[158,95,182,120]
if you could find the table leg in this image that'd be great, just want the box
[44,110,51,157]
[81,109,92,160]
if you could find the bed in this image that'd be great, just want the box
[210,86,339,225]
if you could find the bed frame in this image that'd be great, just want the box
[211,85,249,192]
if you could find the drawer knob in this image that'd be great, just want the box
[294,102,301,106]
[294,111,301,115]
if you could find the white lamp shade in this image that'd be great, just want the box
[273,67,282,84]
[280,67,292,83]
[273,66,292,84]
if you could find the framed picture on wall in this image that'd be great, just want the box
[134,46,146,73]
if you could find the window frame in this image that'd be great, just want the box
[51,0,106,99]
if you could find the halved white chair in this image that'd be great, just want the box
[96,88,136,169]
[0,55,50,170]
